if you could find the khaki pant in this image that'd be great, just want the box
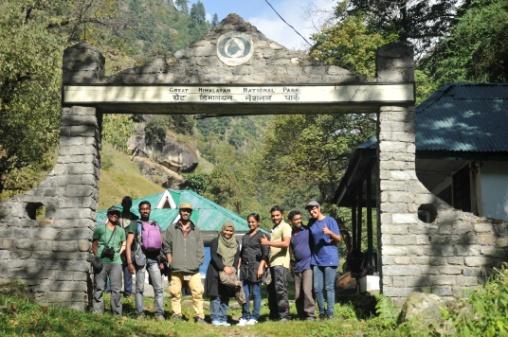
[168,272,204,319]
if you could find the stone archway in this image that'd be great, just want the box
[0,14,415,309]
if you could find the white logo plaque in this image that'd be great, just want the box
[217,32,254,66]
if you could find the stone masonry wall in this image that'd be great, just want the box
[376,43,508,301]
[0,106,100,310]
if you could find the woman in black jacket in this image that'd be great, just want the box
[205,223,240,326]
[238,213,269,326]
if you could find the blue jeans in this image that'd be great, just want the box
[135,257,164,316]
[210,296,229,323]
[123,263,132,295]
[242,281,261,320]
[313,265,337,318]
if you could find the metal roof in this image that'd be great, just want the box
[96,189,248,233]
[416,84,508,152]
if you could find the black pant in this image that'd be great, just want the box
[267,266,289,319]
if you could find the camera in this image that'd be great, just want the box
[101,246,115,259]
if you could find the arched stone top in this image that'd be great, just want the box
[101,14,364,85]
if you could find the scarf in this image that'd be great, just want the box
[217,223,237,267]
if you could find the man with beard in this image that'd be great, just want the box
[261,205,292,321]
[126,201,165,320]
[288,210,315,320]
[163,203,205,323]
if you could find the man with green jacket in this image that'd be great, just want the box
[164,202,205,322]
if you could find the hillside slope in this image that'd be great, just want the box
[99,143,164,209]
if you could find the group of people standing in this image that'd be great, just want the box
[91,197,342,326]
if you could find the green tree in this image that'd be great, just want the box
[211,13,219,27]
[189,1,209,43]
[422,0,508,87]
[335,0,466,54]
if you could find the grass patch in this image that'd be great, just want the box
[4,269,508,337]
[99,142,164,209]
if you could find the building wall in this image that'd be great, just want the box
[377,44,508,301]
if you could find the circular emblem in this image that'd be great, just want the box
[217,32,254,66]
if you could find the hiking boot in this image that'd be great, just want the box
[194,317,206,324]
[155,315,165,321]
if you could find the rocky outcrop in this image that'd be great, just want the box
[127,121,199,187]
[398,292,445,326]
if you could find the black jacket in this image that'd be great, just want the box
[204,237,240,298]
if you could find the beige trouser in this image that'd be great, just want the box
[168,272,204,318]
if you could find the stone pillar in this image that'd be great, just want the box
[376,42,422,299]
[0,43,103,310]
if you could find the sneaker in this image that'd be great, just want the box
[220,321,231,327]
[246,318,257,325]
[211,320,222,326]
[305,316,315,321]
[237,318,249,326]
[155,315,165,321]
[194,317,206,324]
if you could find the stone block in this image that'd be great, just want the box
[382,286,417,297]
[380,224,408,235]
[474,223,493,233]
[382,246,409,255]
[495,237,508,247]
[78,240,90,252]
[464,256,489,267]
[380,180,409,191]
[64,186,95,197]
[380,151,415,162]
[55,208,94,220]
[61,114,98,127]
[36,227,59,240]
[474,234,496,245]
[447,257,464,265]
[379,141,409,152]
[392,213,417,224]
[57,228,93,240]
[53,218,96,229]
[16,239,34,249]
[383,265,424,276]
[53,240,79,252]
[382,203,411,213]
[462,267,485,277]
[66,163,96,176]
[34,241,54,251]
[454,245,481,256]
[58,145,97,156]
[0,238,14,249]
[436,266,463,275]
[392,276,421,287]
[454,276,481,286]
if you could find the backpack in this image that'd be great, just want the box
[137,221,162,252]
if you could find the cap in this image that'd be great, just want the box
[107,205,122,214]
[179,202,193,210]
[305,200,320,209]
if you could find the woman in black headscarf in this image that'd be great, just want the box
[205,222,240,326]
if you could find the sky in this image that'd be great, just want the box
[189,0,337,50]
